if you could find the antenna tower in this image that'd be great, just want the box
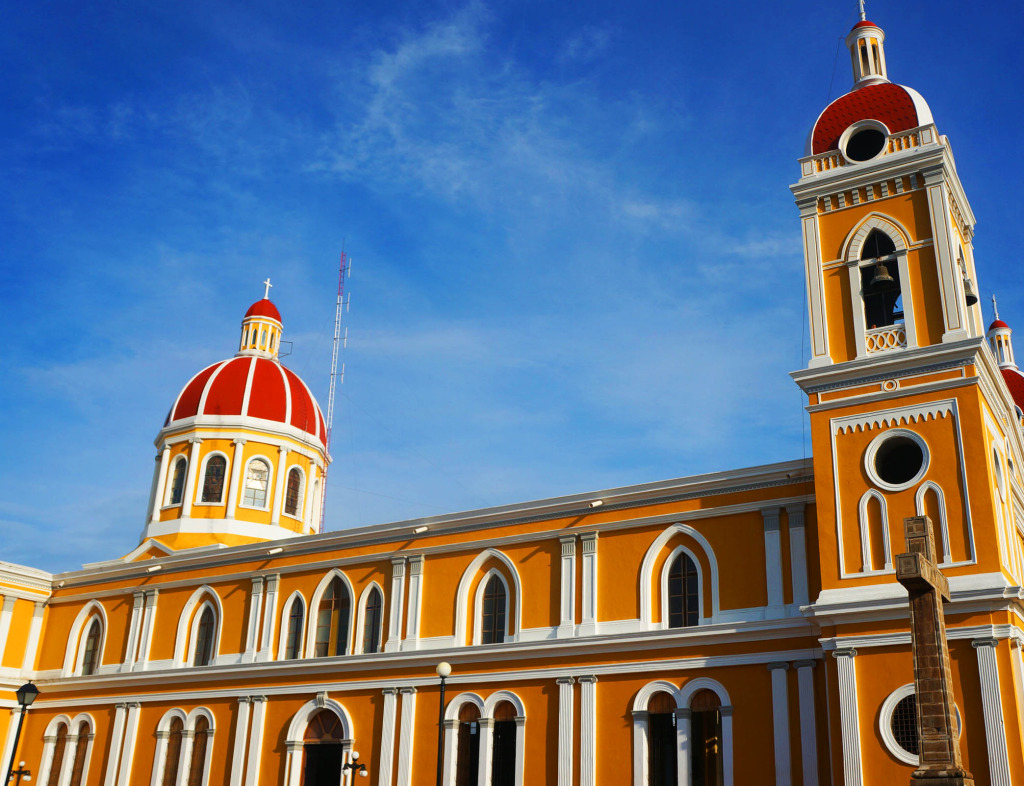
[321,251,351,530]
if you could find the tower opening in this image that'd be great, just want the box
[860,231,902,328]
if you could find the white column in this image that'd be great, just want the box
[675,708,692,786]
[103,704,128,786]
[395,688,417,786]
[226,439,247,519]
[922,167,969,341]
[786,504,809,609]
[476,718,494,786]
[258,575,279,662]
[973,638,1012,786]
[21,600,45,673]
[302,465,319,529]
[378,688,399,786]
[442,719,459,786]
[793,661,819,786]
[556,677,575,786]
[768,662,791,786]
[832,648,861,786]
[721,706,734,786]
[180,438,203,518]
[244,577,265,663]
[579,532,598,636]
[403,556,424,651]
[151,444,172,522]
[579,676,597,786]
[631,710,648,786]
[244,696,267,786]
[558,536,577,638]
[0,707,22,784]
[176,729,197,786]
[121,592,145,672]
[134,590,158,671]
[270,447,289,526]
[229,698,252,786]
[0,595,17,657]
[386,558,407,653]
[762,507,784,617]
[798,199,831,367]
[115,702,142,786]
[145,452,161,524]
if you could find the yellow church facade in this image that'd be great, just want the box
[3,13,1024,786]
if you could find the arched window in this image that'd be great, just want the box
[285,597,304,660]
[169,457,188,505]
[690,689,723,786]
[242,459,271,509]
[162,717,184,786]
[455,704,481,786]
[302,710,346,784]
[81,618,102,675]
[200,455,227,503]
[193,606,216,666]
[481,575,507,644]
[314,577,350,657]
[284,467,303,516]
[667,552,699,628]
[68,720,91,786]
[491,701,517,786]
[187,716,211,786]
[46,723,69,786]
[860,230,902,329]
[362,586,383,654]
[648,692,677,786]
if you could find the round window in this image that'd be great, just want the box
[839,120,890,164]
[880,685,961,766]
[865,429,929,491]
[890,695,918,757]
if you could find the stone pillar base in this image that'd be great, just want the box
[911,772,974,786]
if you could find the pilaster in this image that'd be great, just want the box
[386,558,407,653]
[579,676,597,786]
[832,648,861,786]
[556,677,575,786]
[786,504,809,608]
[579,533,598,636]
[762,507,784,616]
[973,638,1011,786]
[558,535,577,638]
[181,438,203,518]
[402,555,424,651]
[395,688,417,786]
[794,660,819,786]
[768,662,792,785]
[378,688,399,786]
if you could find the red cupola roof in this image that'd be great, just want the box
[852,20,878,29]
[1002,369,1024,411]
[245,298,282,322]
[810,83,931,155]
[989,319,1010,331]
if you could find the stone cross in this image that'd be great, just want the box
[895,516,973,785]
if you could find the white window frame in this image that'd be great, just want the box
[173,586,224,668]
[857,488,893,574]
[238,455,274,512]
[454,549,523,647]
[305,569,356,658]
[278,591,307,661]
[164,455,189,507]
[473,569,512,646]
[38,713,95,786]
[282,465,306,520]
[639,523,720,629]
[915,481,953,565]
[355,582,385,654]
[441,691,526,786]
[659,545,706,629]
[62,600,108,677]
[194,451,230,506]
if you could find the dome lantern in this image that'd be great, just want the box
[238,279,283,359]
[845,3,888,88]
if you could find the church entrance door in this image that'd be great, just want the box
[302,710,346,786]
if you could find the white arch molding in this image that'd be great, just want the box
[305,569,356,658]
[639,523,719,629]
[283,697,354,786]
[631,678,733,786]
[857,489,892,573]
[38,713,95,786]
[442,691,526,786]
[150,707,216,786]
[173,586,224,667]
[354,581,385,654]
[472,568,512,645]
[194,450,230,506]
[278,590,307,660]
[454,549,523,647]
[658,545,707,628]
[62,600,108,677]
[915,481,952,564]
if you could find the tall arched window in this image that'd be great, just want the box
[481,575,506,644]
[648,692,677,786]
[302,710,346,784]
[668,552,699,628]
[200,455,227,503]
[46,723,69,786]
[491,701,517,786]
[81,618,102,675]
[187,716,211,786]
[362,586,383,654]
[690,690,723,786]
[162,717,184,786]
[860,230,901,329]
[284,468,302,516]
[169,457,188,505]
[455,704,481,786]
[285,598,304,660]
[193,606,216,666]
[68,721,91,786]
[314,577,350,657]
[243,459,271,509]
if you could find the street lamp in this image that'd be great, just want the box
[4,682,40,785]
[435,662,451,786]
[341,750,368,778]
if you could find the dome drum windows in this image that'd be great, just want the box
[241,458,272,510]
[198,454,228,505]
[283,466,304,518]
[167,456,188,507]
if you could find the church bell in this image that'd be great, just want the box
[963,275,979,306]
[868,262,897,294]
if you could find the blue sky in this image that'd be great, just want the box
[2,1,1022,572]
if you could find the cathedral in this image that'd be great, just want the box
[3,12,1024,786]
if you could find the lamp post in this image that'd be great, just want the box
[341,749,368,779]
[4,682,40,786]
[435,662,451,786]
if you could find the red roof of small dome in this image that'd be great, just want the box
[245,298,282,322]
[989,319,1010,331]
[165,356,326,446]
[852,20,878,29]
[811,83,921,155]
[1002,368,1024,411]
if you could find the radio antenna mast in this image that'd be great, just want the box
[321,251,351,530]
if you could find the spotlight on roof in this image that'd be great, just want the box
[589,500,604,509]
[55,580,66,588]
[146,565,162,573]
[413,526,429,534]
[267,547,283,555]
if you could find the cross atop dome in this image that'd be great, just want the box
[263,277,273,299]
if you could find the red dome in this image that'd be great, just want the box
[1002,369,1024,411]
[852,20,878,29]
[165,356,326,446]
[245,299,282,322]
[989,319,1010,331]
[811,83,927,155]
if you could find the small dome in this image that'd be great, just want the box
[809,83,933,156]
[989,319,1010,331]
[245,298,282,322]
[165,356,326,446]
[852,20,878,29]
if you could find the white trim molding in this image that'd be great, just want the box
[640,523,719,629]
[454,549,523,647]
